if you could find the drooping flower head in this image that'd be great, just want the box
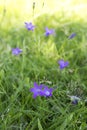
[30,82,54,98]
[58,60,69,70]
[68,33,76,39]
[45,27,55,36]
[25,22,35,31]
[12,48,22,55]
[69,96,80,105]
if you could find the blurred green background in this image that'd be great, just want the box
[0,0,87,24]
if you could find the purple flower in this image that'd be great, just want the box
[41,86,53,97]
[45,27,55,36]
[58,60,69,70]
[69,96,80,105]
[25,22,35,31]
[30,82,43,98]
[30,82,54,98]
[12,48,22,55]
[68,33,76,39]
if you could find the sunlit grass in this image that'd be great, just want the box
[0,0,87,22]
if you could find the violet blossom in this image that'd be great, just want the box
[30,82,43,98]
[12,48,22,55]
[68,33,76,39]
[25,22,35,31]
[58,59,69,70]
[45,27,55,36]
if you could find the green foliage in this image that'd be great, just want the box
[0,0,87,130]
[38,118,43,130]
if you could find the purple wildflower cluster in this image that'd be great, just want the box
[30,82,53,98]
[11,22,78,103]
[24,22,76,39]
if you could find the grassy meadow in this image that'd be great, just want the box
[0,0,87,129]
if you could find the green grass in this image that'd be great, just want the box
[0,0,87,130]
